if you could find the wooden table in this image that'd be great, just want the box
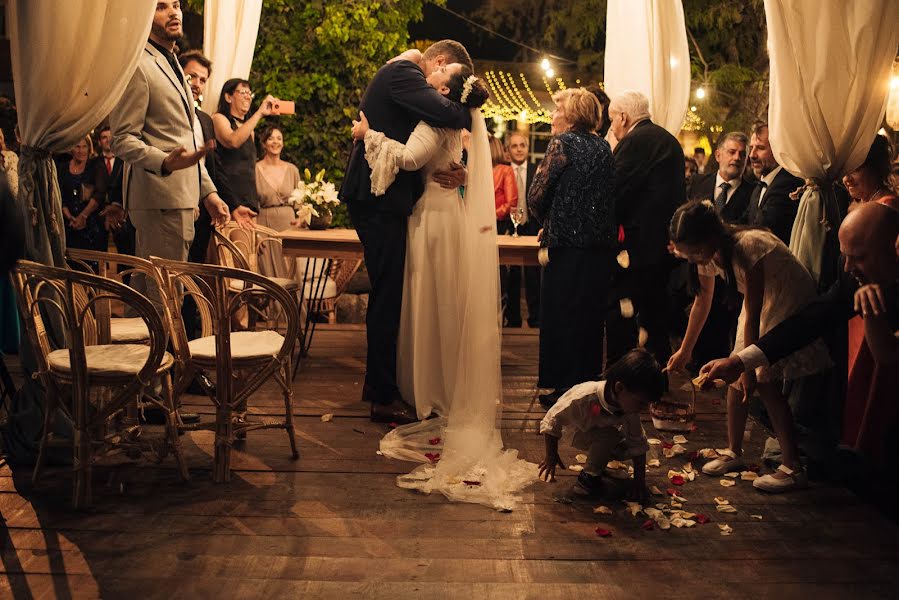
[278,227,541,266]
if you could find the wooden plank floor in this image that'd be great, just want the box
[2,325,898,599]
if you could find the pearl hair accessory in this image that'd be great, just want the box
[460,75,478,104]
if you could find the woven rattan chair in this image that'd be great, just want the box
[12,260,188,509]
[151,257,299,483]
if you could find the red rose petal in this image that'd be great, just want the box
[696,514,710,524]
[462,480,481,486]
[691,423,698,432]
[641,519,655,530]
[670,475,685,486]
[687,451,699,461]
[666,488,678,496]
[388,422,399,429]
[617,225,625,244]
[424,453,441,463]
[662,441,674,449]
[595,527,613,538]
[429,437,441,445]
[590,403,602,417]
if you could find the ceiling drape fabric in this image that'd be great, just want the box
[202,0,263,114]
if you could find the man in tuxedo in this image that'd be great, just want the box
[178,49,255,269]
[702,201,899,381]
[110,0,230,311]
[340,40,472,423]
[95,126,135,256]
[605,91,686,366]
[686,131,752,368]
[505,132,540,328]
[745,122,805,244]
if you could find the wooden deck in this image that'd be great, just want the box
[2,326,898,599]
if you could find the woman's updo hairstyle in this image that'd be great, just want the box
[445,66,490,109]
[669,199,728,248]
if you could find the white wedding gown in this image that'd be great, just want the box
[363,111,538,511]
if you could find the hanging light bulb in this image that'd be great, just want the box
[545,68,555,79]
[695,87,706,100]
[540,58,551,71]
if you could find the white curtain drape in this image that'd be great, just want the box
[202,0,263,114]
[603,0,690,135]
[765,0,899,286]
[9,0,155,266]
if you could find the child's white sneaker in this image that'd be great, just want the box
[753,464,808,493]
[701,448,745,476]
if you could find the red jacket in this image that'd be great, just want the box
[493,163,518,220]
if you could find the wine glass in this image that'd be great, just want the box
[510,206,525,238]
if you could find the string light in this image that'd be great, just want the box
[695,87,706,99]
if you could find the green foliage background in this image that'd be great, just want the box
[187,0,435,227]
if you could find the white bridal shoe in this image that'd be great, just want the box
[701,448,745,476]
[753,464,808,493]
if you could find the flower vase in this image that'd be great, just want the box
[309,206,333,230]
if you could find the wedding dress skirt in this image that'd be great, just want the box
[365,111,538,511]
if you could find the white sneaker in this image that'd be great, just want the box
[701,448,745,476]
[753,464,808,493]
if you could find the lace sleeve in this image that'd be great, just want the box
[527,137,567,222]
[363,123,442,197]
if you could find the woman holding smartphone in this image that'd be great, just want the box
[212,78,276,213]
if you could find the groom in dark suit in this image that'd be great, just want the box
[745,122,805,245]
[340,40,473,423]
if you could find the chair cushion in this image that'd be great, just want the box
[110,317,150,343]
[48,345,174,376]
[227,277,300,293]
[295,257,329,276]
[303,277,337,300]
[188,330,286,360]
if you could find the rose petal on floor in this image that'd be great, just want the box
[320,413,333,422]
[716,504,737,513]
[648,438,662,445]
[641,519,655,530]
[648,458,661,467]
[424,452,440,463]
[670,475,685,486]
[595,527,613,538]
[750,514,763,520]
[593,505,612,515]
[575,453,588,464]
[650,485,664,496]
[741,471,759,480]
[724,472,740,478]
[429,437,441,445]
[718,524,733,535]
[569,465,584,472]
[624,502,643,517]
[672,434,688,444]
[696,514,710,524]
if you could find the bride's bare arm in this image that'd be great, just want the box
[388,49,422,64]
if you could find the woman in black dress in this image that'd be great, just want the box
[528,88,617,408]
[212,78,276,212]
[57,135,106,251]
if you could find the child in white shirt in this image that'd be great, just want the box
[539,348,667,499]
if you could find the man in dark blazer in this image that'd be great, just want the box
[340,40,473,423]
[505,132,540,328]
[605,91,686,366]
[745,122,805,245]
[95,125,135,256]
[686,131,752,367]
[178,49,255,268]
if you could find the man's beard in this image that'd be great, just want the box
[152,22,182,42]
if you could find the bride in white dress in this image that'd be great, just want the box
[353,64,537,510]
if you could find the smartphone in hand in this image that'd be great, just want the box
[271,100,295,115]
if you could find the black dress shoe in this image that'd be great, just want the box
[186,372,216,396]
[370,400,417,425]
[180,412,201,424]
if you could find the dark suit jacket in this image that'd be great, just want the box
[339,60,472,216]
[613,119,686,268]
[94,155,124,206]
[689,172,753,224]
[757,260,899,365]
[745,167,805,244]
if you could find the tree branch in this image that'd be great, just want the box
[687,26,710,82]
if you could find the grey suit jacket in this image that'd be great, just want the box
[110,42,216,211]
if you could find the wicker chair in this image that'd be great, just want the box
[11,260,188,509]
[305,258,362,324]
[151,257,300,483]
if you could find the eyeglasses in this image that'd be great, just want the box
[234,89,255,98]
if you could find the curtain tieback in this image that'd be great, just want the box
[21,145,52,161]
[792,178,835,231]
[20,144,60,234]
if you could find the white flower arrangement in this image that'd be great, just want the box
[288,168,340,227]
[460,75,478,104]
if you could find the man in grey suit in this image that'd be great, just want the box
[110,0,230,308]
